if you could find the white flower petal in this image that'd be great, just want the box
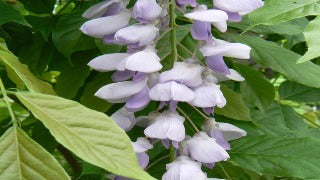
[212,21,227,32]
[111,107,135,131]
[211,69,245,82]
[149,81,195,102]
[88,53,128,72]
[132,137,153,153]
[159,61,204,88]
[191,83,226,108]
[214,0,263,13]
[184,9,228,23]
[217,122,247,141]
[185,132,229,163]
[144,111,185,141]
[80,10,131,38]
[117,49,162,73]
[114,24,159,47]
[200,39,251,59]
[95,78,147,102]
[163,156,207,180]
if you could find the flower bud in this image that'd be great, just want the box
[132,0,162,23]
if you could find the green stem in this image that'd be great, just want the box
[218,163,232,180]
[169,0,177,68]
[177,107,200,132]
[145,155,170,170]
[170,145,175,162]
[189,104,209,120]
[0,78,17,127]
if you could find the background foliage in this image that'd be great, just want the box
[1,0,320,179]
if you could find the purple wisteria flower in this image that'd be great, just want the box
[176,0,197,7]
[82,0,128,19]
[144,111,185,148]
[111,106,136,131]
[203,118,247,150]
[213,0,264,22]
[132,0,162,23]
[132,137,153,169]
[162,156,207,180]
[183,131,229,164]
[184,5,228,32]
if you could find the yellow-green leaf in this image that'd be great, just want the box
[16,92,154,180]
[0,127,69,179]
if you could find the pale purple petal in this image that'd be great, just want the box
[103,33,115,44]
[210,68,245,82]
[125,87,151,112]
[111,70,134,82]
[103,1,123,16]
[117,49,162,73]
[185,132,229,163]
[218,122,247,141]
[95,78,147,103]
[161,139,170,149]
[136,152,149,169]
[114,24,159,47]
[176,0,197,7]
[190,83,226,108]
[172,141,179,149]
[184,9,228,23]
[88,53,128,72]
[206,55,230,75]
[163,156,207,180]
[133,72,146,82]
[149,81,195,102]
[214,0,263,13]
[191,21,211,41]
[169,100,178,111]
[204,163,215,169]
[144,111,185,142]
[80,10,131,38]
[159,61,204,88]
[132,0,162,23]
[208,129,231,150]
[111,107,136,131]
[82,0,124,19]
[132,137,153,153]
[226,11,242,22]
[203,107,214,115]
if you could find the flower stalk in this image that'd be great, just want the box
[169,0,178,68]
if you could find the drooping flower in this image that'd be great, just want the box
[132,0,162,23]
[114,24,159,47]
[110,107,136,131]
[209,68,245,82]
[132,137,153,169]
[159,60,204,88]
[80,10,131,38]
[162,156,207,180]
[88,53,129,72]
[82,0,128,19]
[191,20,211,41]
[183,131,229,163]
[203,118,247,150]
[144,111,185,148]
[184,5,228,32]
[213,0,263,22]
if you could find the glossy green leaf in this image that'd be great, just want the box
[236,64,275,111]
[248,0,320,29]
[52,12,95,59]
[231,34,320,88]
[0,127,69,179]
[230,135,320,179]
[0,48,55,94]
[279,81,320,102]
[298,16,320,63]
[16,92,154,180]
[0,1,28,26]
[215,85,251,121]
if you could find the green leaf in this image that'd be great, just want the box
[80,72,112,112]
[0,48,55,94]
[248,0,320,29]
[297,16,320,63]
[25,16,58,41]
[0,1,28,26]
[231,34,320,89]
[16,92,154,180]
[279,81,320,102]
[52,12,95,59]
[215,85,251,121]
[230,135,320,179]
[0,127,69,179]
[236,64,275,111]
[19,0,56,14]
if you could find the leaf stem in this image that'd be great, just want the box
[177,106,200,132]
[189,104,209,120]
[0,78,17,127]
[170,145,175,162]
[145,155,170,170]
[218,163,232,180]
[169,0,178,68]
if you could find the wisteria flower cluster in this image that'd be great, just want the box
[80,0,263,179]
